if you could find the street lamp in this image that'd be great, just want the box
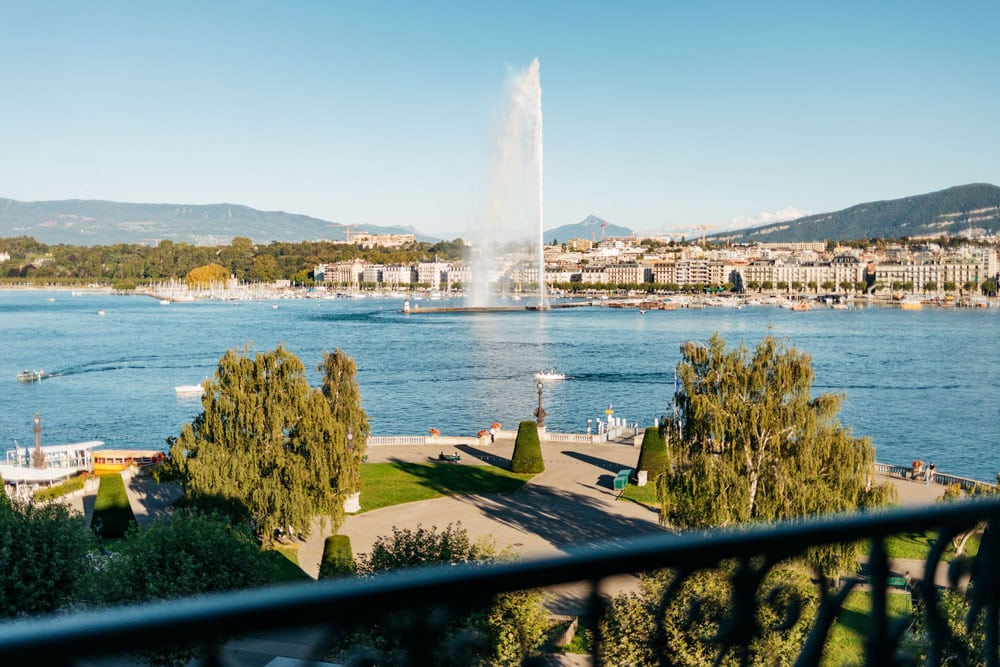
[32,413,46,469]
[534,381,546,429]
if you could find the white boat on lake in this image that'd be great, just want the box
[534,369,566,381]
[175,383,205,397]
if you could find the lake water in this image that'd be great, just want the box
[1,290,997,483]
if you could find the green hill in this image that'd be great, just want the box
[0,198,433,246]
[717,184,1000,243]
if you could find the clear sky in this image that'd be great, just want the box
[2,1,997,238]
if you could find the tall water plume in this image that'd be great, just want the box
[469,58,546,308]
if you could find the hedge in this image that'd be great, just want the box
[636,426,668,479]
[33,475,86,502]
[510,421,545,474]
[90,473,136,539]
[319,535,356,579]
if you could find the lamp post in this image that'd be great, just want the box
[31,413,46,469]
[534,381,546,429]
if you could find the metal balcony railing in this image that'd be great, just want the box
[0,498,996,666]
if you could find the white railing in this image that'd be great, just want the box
[875,462,996,490]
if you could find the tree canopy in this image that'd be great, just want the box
[169,344,366,544]
[659,334,894,533]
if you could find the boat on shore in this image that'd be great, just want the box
[534,369,566,381]
[92,449,166,475]
[16,369,45,383]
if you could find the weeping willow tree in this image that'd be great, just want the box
[320,349,369,495]
[169,344,364,545]
[659,334,895,557]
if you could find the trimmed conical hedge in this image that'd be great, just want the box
[636,426,667,479]
[319,534,356,578]
[510,421,544,473]
[90,473,137,539]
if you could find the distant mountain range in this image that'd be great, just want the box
[2,184,996,247]
[544,215,632,243]
[715,183,1000,243]
[0,198,432,246]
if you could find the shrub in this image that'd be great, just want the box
[319,535,356,578]
[636,426,668,480]
[0,499,94,618]
[90,473,136,539]
[510,421,544,473]
[33,475,86,502]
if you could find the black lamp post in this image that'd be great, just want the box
[534,381,546,429]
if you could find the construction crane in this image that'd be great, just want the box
[692,225,715,246]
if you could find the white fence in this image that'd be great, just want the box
[875,462,996,491]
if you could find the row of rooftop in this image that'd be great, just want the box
[314,240,999,291]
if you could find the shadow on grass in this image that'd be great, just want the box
[384,458,530,497]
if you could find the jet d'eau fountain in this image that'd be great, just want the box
[469,58,547,309]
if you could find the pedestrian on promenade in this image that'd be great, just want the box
[489,426,496,444]
[927,462,935,485]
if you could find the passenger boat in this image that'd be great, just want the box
[534,369,566,381]
[791,301,812,312]
[899,299,923,310]
[92,449,166,475]
[16,369,45,383]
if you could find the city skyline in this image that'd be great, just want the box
[2,2,997,238]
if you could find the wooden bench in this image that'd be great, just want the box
[438,453,461,463]
[614,468,633,491]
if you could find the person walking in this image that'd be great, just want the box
[927,462,936,485]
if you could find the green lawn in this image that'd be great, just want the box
[822,590,912,665]
[261,545,312,583]
[886,529,980,560]
[359,462,533,512]
[619,482,658,508]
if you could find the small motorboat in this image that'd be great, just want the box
[175,383,205,397]
[534,369,566,381]
[17,369,45,383]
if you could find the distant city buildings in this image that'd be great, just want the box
[312,238,999,294]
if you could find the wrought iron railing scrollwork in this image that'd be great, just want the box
[0,498,996,666]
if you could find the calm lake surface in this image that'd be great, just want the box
[1,290,997,482]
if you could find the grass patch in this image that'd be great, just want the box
[261,545,311,583]
[618,482,658,508]
[360,462,533,512]
[886,529,981,560]
[823,590,911,665]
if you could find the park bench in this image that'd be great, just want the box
[438,453,462,463]
[614,468,633,491]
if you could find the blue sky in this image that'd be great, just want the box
[2,1,997,238]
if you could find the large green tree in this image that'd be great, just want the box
[320,349,369,495]
[0,499,94,618]
[351,524,548,667]
[169,345,363,544]
[600,562,819,666]
[659,334,894,572]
